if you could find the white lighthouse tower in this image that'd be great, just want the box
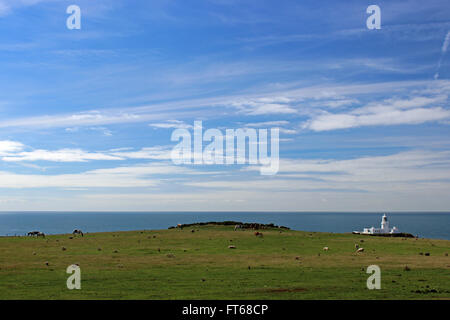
[380,214,389,233]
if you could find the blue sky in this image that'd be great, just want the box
[0,0,450,211]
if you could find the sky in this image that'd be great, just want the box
[0,0,450,211]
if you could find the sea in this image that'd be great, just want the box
[0,211,449,240]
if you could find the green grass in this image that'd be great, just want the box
[0,224,449,299]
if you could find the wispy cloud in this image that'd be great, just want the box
[0,0,54,17]
[434,31,450,79]
[0,163,173,189]
[2,148,123,162]
[149,120,193,130]
[231,97,297,115]
[0,80,447,130]
[302,95,450,131]
[0,140,177,163]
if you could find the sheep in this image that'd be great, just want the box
[228,245,236,249]
[323,247,329,251]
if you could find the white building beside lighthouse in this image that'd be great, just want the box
[361,214,400,235]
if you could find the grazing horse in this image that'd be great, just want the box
[28,231,40,237]
[73,229,84,237]
[37,232,45,238]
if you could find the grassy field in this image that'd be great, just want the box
[0,224,449,299]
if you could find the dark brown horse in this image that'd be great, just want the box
[28,231,44,237]
[73,229,84,237]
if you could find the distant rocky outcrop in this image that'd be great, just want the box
[361,232,415,238]
[169,221,290,230]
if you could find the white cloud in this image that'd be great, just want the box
[0,143,195,163]
[244,120,290,127]
[89,127,113,136]
[109,146,173,160]
[243,120,298,134]
[0,0,52,16]
[65,126,113,136]
[0,140,24,155]
[441,31,450,53]
[0,80,448,130]
[0,162,205,189]
[2,148,124,162]
[315,99,359,109]
[434,31,450,79]
[0,110,146,129]
[303,95,450,131]
[221,150,450,192]
[149,120,193,129]
[231,97,297,115]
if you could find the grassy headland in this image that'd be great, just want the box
[0,223,449,299]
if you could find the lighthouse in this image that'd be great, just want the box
[360,214,400,234]
[381,214,389,233]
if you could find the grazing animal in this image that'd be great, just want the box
[356,247,364,253]
[73,229,84,237]
[28,231,45,238]
[323,247,329,251]
[234,224,241,231]
[254,232,263,237]
[228,245,236,249]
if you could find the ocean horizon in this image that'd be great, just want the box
[0,211,449,240]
